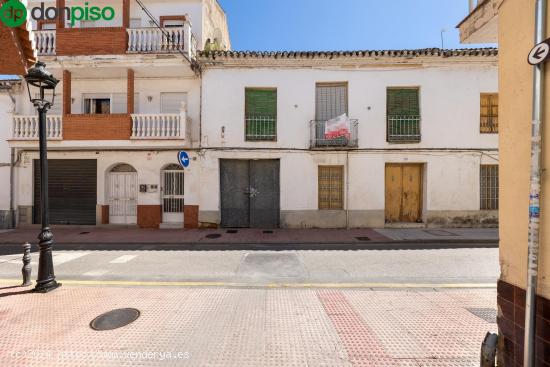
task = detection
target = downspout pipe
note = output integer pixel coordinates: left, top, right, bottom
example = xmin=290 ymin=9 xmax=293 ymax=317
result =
xmin=524 ymin=0 xmax=547 ymax=366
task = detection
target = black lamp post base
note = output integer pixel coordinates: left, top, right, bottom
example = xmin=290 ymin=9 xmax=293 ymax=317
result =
xmin=33 ymin=280 xmax=62 ymax=293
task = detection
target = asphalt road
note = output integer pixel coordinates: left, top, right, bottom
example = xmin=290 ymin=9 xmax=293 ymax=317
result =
xmin=0 ymin=245 xmax=499 ymax=286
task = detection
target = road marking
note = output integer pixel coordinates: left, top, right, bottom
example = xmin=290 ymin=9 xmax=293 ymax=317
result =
xmin=82 ymin=269 xmax=110 ymax=277
xmin=0 ymin=278 xmax=496 ymax=289
xmin=109 ymin=255 xmax=137 ymax=264
xmin=53 ymin=252 xmax=91 ymax=266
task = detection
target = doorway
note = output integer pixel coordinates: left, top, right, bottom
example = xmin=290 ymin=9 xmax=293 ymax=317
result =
xmin=385 ymin=163 xmax=423 ymax=223
xmin=162 ymin=164 xmax=184 ymax=223
xmin=108 ymin=164 xmax=138 ymax=224
xmin=220 ymin=159 xmax=280 ymax=228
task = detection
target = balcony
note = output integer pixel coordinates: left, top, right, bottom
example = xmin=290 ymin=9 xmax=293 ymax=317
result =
xmin=387 ymin=116 xmax=421 ymax=143
xmin=12 ymin=115 xmax=63 ymax=140
xmin=11 ymin=113 xmax=189 ymax=141
xmin=131 ymin=114 xmax=189 ymax=140
xmin=309 ymin=119 xmax=359 ymax=149
xmin=34 ymin=24 xmax=197 ymax=58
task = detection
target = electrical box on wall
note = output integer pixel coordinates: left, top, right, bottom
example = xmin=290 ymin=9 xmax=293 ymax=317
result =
xmin=139 ymin=184 xmax=147 ymax=193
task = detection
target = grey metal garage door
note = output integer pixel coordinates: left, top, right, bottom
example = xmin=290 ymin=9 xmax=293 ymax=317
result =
xmin=33 ymin=159 xmax=97 ymax=225
xmin=220 ymin=159 xmax=280 ymax=228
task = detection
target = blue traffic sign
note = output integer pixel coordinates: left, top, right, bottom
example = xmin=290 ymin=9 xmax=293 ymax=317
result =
xmin=178 ymin=151 xmax=190 ymax=168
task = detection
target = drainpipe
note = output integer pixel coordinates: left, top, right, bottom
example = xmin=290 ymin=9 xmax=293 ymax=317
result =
xmin=524 ymin=0 xmax=547 ymax=366
xmin=10 ymin=148 xmax=15 ymax=228
xmin=346 ymin=151 xmax=350 ymax=230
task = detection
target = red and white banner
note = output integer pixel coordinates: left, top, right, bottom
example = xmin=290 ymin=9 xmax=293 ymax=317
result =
xmin=324 ymin=114 xmax=351 ymax=139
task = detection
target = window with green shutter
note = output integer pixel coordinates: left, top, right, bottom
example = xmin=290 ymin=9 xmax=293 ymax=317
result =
xmin=245 ymin=88 xmax=277 ymax=141
xmin=386 ymin=88 xmax=421 ymax=143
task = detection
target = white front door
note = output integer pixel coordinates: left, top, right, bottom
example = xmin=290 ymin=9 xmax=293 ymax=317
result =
xmin=108 ymin=172 xmax=138 ymax=224
xmin=162 ymin=170 xmax=184 ymax=223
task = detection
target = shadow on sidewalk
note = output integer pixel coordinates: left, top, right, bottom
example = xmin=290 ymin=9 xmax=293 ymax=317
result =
xmin=0 ymin=285 xmax=33 ymax=298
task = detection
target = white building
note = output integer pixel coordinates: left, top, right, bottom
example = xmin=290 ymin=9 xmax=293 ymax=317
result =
xmin=0 ymin=0 xmax=499 ymax=229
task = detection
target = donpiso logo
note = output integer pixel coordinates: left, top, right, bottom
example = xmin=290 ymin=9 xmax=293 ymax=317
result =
xmin=0 ymin=0 xmax=27 ymax=27
xmin=0 ymin=0 xmax=115 ymax=28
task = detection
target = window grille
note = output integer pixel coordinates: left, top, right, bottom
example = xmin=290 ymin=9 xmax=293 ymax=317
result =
xmin=245 ymin=88 xmax=277 ymax=141
xmin=480 ymin=165 xmax=499 ymax=210
xmin=387 ymin=88 xmax=421 ymax=142
xmin=318 ymin=166 xmax=344 ymax=210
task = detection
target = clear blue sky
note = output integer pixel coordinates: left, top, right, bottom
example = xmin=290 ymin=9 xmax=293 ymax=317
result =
xmin=217 ymin=0 xmax=495 ymax=51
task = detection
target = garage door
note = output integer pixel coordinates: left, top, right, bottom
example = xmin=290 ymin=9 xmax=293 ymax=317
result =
xmin=33 ymin=159 xmax=97 ymax=225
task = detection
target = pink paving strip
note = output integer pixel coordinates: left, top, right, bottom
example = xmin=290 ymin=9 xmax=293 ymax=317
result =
xmin=317 ymin=290 xmax=389 ymax=367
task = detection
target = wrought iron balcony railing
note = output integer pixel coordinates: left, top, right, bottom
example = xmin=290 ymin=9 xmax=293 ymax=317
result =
xmin=387 ymin=115 xmax=421 ymax=143
xmin=245 ymin=115 xmax=277 ymax=141
xmin=310 ymin=119 xmax=359 ymax=149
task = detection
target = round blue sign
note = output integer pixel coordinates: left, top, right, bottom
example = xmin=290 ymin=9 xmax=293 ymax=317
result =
xmin=178 ymin=151 xmax=190 ymax=168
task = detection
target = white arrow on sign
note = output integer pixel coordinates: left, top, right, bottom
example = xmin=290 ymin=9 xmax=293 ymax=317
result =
xmin=528 ymin=41 xmax=550 ymax=65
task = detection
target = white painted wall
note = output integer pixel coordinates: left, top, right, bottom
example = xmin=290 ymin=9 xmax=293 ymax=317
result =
xmin=0 ymin=93 xmax=14 ymax=211
xmin=201 ymin=63 xmax=498 ymax=149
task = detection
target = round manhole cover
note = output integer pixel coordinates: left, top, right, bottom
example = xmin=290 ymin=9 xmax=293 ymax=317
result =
xmin=90 ymin=308 xmax=140 ymax=331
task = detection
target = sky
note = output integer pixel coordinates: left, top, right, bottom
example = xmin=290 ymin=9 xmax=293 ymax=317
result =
xmin=217 ymin=0 xmax=495 ymax=51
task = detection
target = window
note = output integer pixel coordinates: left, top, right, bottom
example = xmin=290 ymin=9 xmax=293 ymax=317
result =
xmin=315 ymin=82 xmax=348 ymax=121
xmin=245 ymin=88 xmax=277 ymax=141
xmin=83 ymin=97 xmax=110 ymax=114
xmin=480 ymin=165 xmax=499 ymax=210
xmin=160 ymin=16 xmax=186 ymax=27
xmin=387 ymin=88 xmax=421 ymax=142
xmin=318 ymin=166 xmax=344 ymax=210
xmin=480 ymin=93 xmax=498 ymax=133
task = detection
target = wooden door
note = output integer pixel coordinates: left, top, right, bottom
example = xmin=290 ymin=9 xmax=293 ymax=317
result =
xmin=385 ymin=164 xmax=422 ymax=223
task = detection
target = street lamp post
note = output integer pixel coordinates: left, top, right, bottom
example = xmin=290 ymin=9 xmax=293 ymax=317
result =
xmin=24 ymin=61 xmax=61 ymax=293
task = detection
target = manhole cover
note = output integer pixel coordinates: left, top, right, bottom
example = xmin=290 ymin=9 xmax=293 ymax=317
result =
xmin=205 ymin=233 xmax=222 ymax=239
xmin=90 ymin=308 xmax=140 ymax=331
xmin=79 ymin=231 xmax=90 ymax=235
xmin=355 ymin=236 xmax=370 ymax=241
xmin=263 ymin=230 xmax=273 ymax=234
xmin=226 ymin=230 xmax=238 ymax=234
xmin=466 ymin=308 xmax=497 ymax=323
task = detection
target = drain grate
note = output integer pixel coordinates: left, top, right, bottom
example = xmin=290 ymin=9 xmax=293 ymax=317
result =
xmin=226 ymin=230 xmax=238 ymax=234
xmin=205 ymin=233 xmax=222 ymax=239
xmin=79 ymin=231 xmax=90 ymax=235
xmin=466 ymin=308 xmax=497 ymax=323
xmin=263 ymin=230 xmax=274 ymax=234
xmin=355 ymin=237 xmax=370 ymax=242
xmin=90 ymin=308 xmax=140 ymax=331
xmin=423 ymin=230 xmax=457 ymax=236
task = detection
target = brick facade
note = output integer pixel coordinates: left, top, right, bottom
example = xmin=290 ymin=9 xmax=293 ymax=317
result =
xmin=497 ymin=280 xmax=550 ymax=366
xmin=62 ymin=70 xmax=71 ymax=115
xmin=101 ymin=205 xmax=109 ymax=224
xmin=184 ymin=205 xmax=199 ymax=229
xmin=137 ymin=205 xmax=161 ymax=228
xmin=56 ymin=28 xmax=127 ymax=56
xmin=127 ymin=69 xmax=134 ymax=114
xmin=63 ymin=114 xmax=131 ymax=140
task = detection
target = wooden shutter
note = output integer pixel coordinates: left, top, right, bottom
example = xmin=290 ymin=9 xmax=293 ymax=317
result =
xmin=161 ymin=92 xmax=188 ymax=113
xmin=245 ymin=89 xmax=277 ymax=117
xmin=387 ymin=88 xmax=420 ymax=116
xmin=318 ymin=166 xmax=344 ymax=210
xmin=316 ymin=83 xmax=348 ymax=121
xmin=111 ymin=93 xmax=127 ymax=113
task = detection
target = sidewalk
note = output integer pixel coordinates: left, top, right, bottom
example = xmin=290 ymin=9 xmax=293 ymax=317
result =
xmin=0 ymin=227 xmax=498 ymax=247
xmin=0 ymin=283 xmax=497 ymax=367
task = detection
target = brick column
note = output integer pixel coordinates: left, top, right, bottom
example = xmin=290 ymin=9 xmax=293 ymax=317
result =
xmin=122 ymin=0 xmax=130 ymax=28
xmin=56 ymin=0 xmax=65 ymax=29
xmin=62 ymin=70 xmax=71 ymax=115
xmin=127 ymin=69 xmax=134 ymax=114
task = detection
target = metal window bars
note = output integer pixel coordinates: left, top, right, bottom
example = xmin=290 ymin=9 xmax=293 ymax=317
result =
xmin=387 ymin=115 xmax=421 ymax=142
xmin=480 ymin=165 xmax=499 ymax=210
xmin=245 ymin=115 xmax=277 ymax=141
xmin=310 ymin=119 xmax=359 ymax=148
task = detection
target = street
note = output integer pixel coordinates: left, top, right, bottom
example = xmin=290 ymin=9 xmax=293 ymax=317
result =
xmin=0 ymin=246 xmax=498 ymax=285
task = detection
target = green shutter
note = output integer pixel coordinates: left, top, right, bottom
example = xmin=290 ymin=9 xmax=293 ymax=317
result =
xmin=245 ymin=89 xmax=277 ymax=117
xmin=387 ymin=89 xmax=420 ymax=116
